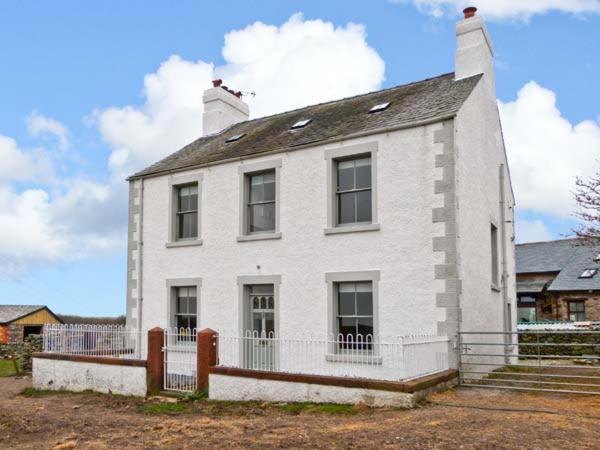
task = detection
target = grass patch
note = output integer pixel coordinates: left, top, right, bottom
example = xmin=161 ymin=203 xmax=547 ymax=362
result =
xmin=278 ymin=402 xmax=358 ymax=415
xmin=140 ymin=402 xmax=192 ymax=415
xmin=0 ymin=359 xmax=20 ymax=377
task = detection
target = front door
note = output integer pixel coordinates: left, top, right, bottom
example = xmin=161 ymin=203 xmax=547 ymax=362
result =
xmin=246 ymin=285 xmax=275 ymax=370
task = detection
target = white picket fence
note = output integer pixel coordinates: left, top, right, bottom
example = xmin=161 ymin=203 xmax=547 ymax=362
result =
xmin=42 ymin=324 xmax=146 ymax=359
xmin=216 ymin=332 xmax=449 ymax=382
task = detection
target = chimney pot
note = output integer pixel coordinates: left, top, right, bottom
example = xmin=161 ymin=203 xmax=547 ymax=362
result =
xmin=212 ymin=79 xmax=223 ymax=88
xmin=463 ymin=6 xmax=477 ymax=19
xmin=235 ymin=91 xmax=242 ymax=98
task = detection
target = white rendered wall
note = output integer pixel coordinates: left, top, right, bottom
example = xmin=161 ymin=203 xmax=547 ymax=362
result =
xmin=209 ymin=373 xmax=416 ymax=407
xmin=454 ymin=77 xmax=517 ymax=370
xmin=32 ymin=358 xmax=147 ymax=397
xmin=138 ymin=127 xmax=446 ymax=340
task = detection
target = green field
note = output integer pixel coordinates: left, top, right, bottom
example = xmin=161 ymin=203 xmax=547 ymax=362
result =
xmin=0 ymin=359 xmax=19 ymax=377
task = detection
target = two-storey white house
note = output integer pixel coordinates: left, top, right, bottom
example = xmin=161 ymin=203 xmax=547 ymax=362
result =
xmin=125 ymin=9 xmax=516 ymax=374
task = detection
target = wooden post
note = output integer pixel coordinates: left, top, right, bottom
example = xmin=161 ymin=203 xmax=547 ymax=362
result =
xmin=197 ymin=328 xmax=218 ymax=393
xmin=146 ymin=327 xmax=165 ymax=395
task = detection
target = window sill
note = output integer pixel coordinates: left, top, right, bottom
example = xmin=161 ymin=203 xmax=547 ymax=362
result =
xmin=324 ymin=223 xmax=380 ymax=235
xmin=165 ymin=239 xmax=203 ymax=249
xmin=491 ymin=284 xmax=501 ymax=292
xmin=325 ymin=353 xmax=382 ymax=365
xmin=237 ymin=232 xmax=282 ymax=243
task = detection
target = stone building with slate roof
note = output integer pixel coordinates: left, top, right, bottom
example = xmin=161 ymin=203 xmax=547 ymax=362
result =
xmin=125 ymin=10 xmax=516 ymax=370
xmin=0 ymin=305 xmax=62 ymax=344
xmin=516 ymin=239 xmax=600 ymax=323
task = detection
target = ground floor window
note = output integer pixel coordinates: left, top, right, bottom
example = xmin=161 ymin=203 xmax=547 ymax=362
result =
xmin=336 ymin=281 xmax=373 ymax=350
xmin=175 ymin=286 xmax=197 ymax=333
xmin=568 ymin=300 xmax=585 ymax=322
xmin=517 ymin=295 xmax=537 ymax=323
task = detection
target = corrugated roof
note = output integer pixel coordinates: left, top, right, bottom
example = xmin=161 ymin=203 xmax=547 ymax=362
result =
xmin=516 ymin=239 xmax=600 ymax=292
xmin=130 ymin=72 xmax=482 ymax=179
xmin=0 ymin=305 xmax=46 ymax=324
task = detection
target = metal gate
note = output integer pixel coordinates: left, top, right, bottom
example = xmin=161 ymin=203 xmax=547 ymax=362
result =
xmin=458 ymin=330 xmax=600 ymax=395
xmin=163 ymin=328 xmax=197 ymax=392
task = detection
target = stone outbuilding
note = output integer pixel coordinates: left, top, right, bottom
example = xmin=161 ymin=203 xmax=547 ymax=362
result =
xmin=0 ymin=305 xmax=62 ymax=344
xmin=516 ymin=239 xmax=600 ymax=323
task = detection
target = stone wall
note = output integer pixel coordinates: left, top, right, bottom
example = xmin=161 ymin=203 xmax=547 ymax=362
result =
xmin=7 ymin=324 xmax=23 ymax=344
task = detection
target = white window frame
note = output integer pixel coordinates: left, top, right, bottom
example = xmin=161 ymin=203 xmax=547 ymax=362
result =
xmin=237 ymin=158 xmax=282 ymax=242
xmin=324 ymin=142 xmax=380 ymax=235
xmin=166 ymin=173 xmax=203 ymax=248
xmin=325 ymin=270 xmax=381 ymax=364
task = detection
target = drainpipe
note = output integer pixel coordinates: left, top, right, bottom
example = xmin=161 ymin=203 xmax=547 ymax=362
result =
xmin=499 ymin=164 xmax=510 ymax=360
xmin=137 ymin=178 xmax=145 ymax=357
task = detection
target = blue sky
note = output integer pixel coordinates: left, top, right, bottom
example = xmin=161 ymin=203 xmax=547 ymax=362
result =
xmin=1 ymin=1 xmax=599 ymax=316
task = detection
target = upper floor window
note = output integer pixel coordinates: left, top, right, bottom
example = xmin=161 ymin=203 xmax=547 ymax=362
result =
xmin=177 ymin=185 xmax=198 ymax=240
xmin=237 ymin=158 xmax=282 ymax=242
xmin=490 ymin=223 xmax=499 ymax=287
xmin=167 ymin=173 xmax=203 ymax=247
xmin=248 ymin=171 xmax=276 ymax=233
xmin=336 ymin=156 xmax=372 ymax=225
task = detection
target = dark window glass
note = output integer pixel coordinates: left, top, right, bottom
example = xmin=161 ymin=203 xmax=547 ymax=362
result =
xmin=336 ymin=156 xmax=372 ymax=225
xmin=177 ymin=185 xmax=198 ymax=240
xmin=491 ymin=224 xmax=499 ymax=285
xmin=336 ymin=282 xmax=373 ymax=351
xmin=248 ymin=171 xmax=276 ymax=233
xmin=568 ymin=301 xmax=585 ymax=321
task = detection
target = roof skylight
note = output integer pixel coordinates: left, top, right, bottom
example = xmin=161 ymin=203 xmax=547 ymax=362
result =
xmin=291 ymin=119 xmax=312 ymax=129
xmin=369 ymin=102 xmax=391 ymax=113
xmin=579 ymin=268 xmax=598 ymax=279
xmin=225 ymin=133 xmax=246 ymax=143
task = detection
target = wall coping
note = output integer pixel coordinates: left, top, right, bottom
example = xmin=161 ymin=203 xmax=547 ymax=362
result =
xmin=210 ymin=367 xmax=457 ymax=393
xmin=33 ymin=352 xmax=147 ymax=368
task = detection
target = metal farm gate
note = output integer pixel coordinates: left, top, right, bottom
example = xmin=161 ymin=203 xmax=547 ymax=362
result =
xmin=458 ymin=330 xmax=600 ymax=395
xmin=163 ymin=328 xmax=197 ymax=392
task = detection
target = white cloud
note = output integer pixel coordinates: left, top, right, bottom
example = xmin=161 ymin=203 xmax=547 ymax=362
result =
xmin=0 ymin=131 xmax=123 ymax=278
xmin=95 ymin=13 xmax=385 ymax=179
xmin=0 ymin=179 xmax=124 ymax=279
xmin=27 ymin=112 xmax=70 ymax=151
xmin=515 ymin=219 xmax=553 ymax=243
xmin=0 ymin=14 xmax=385 ymax=277
xmin=398 ymin=0 xmax=600 ymax=20
xmin=499 ymin=81 xmax=600 ymax=217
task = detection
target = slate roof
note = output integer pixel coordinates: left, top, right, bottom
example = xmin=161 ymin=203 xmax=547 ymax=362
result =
xmin=131 ymin=72 xmax=482 ymax=179
xmin=516 ymin=280 xmax=548 ymax=294
xmin=516 ymin=239 xmax=600 ymax=292
xmin=0 ymin=305 xmax=47 ymax=324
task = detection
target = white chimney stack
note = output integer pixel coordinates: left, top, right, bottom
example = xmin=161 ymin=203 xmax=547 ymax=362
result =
xmin=455 ymin=7 xmax=495 ymax=94
xmin=202 ymin=79 xmax=249 ymax=136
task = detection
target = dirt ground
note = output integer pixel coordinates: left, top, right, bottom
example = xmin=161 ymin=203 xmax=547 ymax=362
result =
xmin=2 ymin=377 xmax=600 ymax=449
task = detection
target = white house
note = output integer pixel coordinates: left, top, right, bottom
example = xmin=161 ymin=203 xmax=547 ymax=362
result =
xmin=125 ymin=8 xmax=516 ymax=376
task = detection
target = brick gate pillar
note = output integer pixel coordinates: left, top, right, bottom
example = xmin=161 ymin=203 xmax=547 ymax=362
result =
xmin=146 ymin=327 xmax=165 ymax=394
xmin=197 ymin=328 xmax=218 ymax=392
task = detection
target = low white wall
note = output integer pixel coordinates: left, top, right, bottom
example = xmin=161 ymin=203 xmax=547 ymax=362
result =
xmin=33 ymin=357 xmax=147 ymax=397
xmin=209 ymin=373 xmax=415 ymax=407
